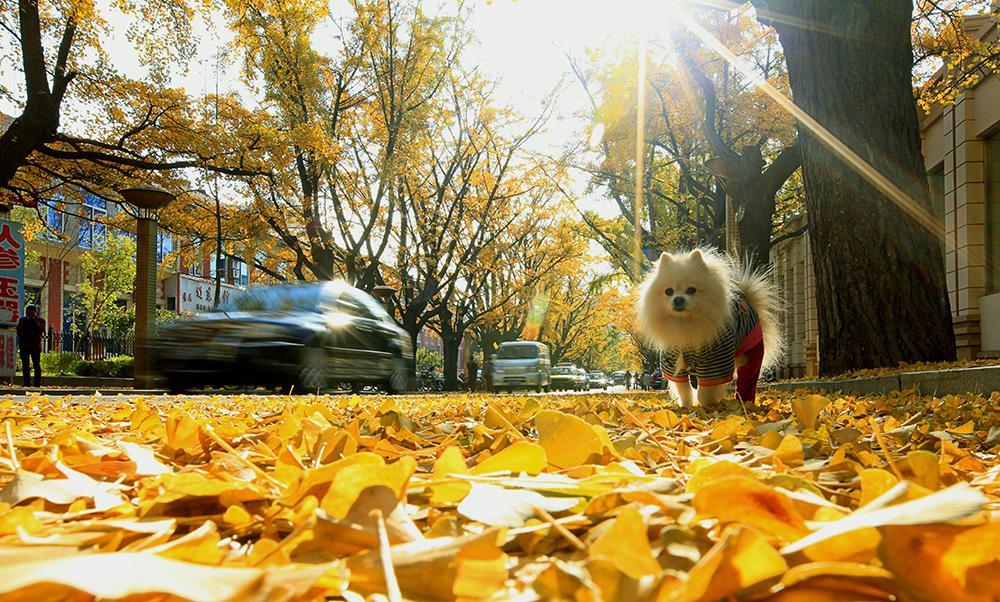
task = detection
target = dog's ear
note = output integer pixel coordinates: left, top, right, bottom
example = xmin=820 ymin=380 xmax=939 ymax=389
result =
xmin=690 ymin=249 xmax=705 ymax=265
xmin=657 ymin=252 xmax=673 ymax=270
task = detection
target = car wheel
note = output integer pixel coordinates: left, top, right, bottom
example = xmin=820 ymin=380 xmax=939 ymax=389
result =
xmin=387 ymin=355 xmax=409 ymax=395
xmin=165 ymin=375 xmax=189 ymax=395
xmin=297 ymin=345 xmax=329 ymax=393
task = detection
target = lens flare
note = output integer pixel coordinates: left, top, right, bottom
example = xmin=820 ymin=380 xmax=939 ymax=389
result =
xmin=673 ymin=10 xmax=944 ymax=241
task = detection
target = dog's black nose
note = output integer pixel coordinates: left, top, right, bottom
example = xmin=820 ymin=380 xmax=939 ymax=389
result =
xmin=673 ymin=296 xmax=686 ymax=310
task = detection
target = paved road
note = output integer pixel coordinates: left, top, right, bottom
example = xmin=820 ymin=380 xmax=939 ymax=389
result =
xmin=0 ymin=384 xmax=655 ymax=404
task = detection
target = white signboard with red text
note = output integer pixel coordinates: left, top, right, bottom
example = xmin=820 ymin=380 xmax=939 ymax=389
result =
xmin=175 ymin=274 xmax=243 ymax=314
xmin=0 ymin=219 xmax=24 ymax=377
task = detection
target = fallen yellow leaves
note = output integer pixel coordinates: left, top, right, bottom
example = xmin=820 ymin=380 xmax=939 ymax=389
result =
xmin=1 ymin=389 xmax=1000 ymax=600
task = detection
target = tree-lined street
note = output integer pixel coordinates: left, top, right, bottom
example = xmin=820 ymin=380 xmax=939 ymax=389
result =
xmin=4 ymin=0 xmax=1000 ymax=599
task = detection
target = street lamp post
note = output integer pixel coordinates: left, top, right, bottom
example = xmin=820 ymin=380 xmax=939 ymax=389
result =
xmin=119 ymin=187 xmax=175 ymax=389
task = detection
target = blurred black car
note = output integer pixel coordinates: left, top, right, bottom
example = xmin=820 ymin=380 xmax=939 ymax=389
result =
xmin=156 ymin=281 xmax=414 ymax=393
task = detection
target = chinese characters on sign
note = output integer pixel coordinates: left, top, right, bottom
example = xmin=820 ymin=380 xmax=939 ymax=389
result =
xmin=0 ymin=220 xmax=24 ymax=326
xmin=0 ymin=219 xmax=24 ymax=378
xmin=177 ymin=274 xmax=240 ymax=314
xmin=0 ymin=331 xmax=14 ymax=378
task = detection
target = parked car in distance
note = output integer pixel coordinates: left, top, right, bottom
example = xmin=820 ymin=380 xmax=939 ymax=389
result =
xmin=157 ymin=281 xmax=413 ymax=393
xmin=588 ymin=371 xmax=608 ymax=390
xmin=550 ymin=363 xmax=580 ymax=391
xmin=577 ymin=368 xmax=590 ymax=391
xmin=651 ymin=369 xmax=663 ymax=390
xmin=610 ymin=371 xmax=626 ymax=386
xmin=491 ymin=341 xmax=551 ymax=393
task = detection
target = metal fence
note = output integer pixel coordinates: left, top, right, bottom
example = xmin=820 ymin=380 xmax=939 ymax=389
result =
xmin=41 ymin=330 xmax=134 ymax=360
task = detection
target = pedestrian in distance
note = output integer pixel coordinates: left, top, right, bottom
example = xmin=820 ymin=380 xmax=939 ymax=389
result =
xmin=625 ymin=371 xmax=632 ymax=390
xmin=16 ymin=304 xmax=44 ymax=387
xmin=467 ymin=356 xmax=479 ymax=392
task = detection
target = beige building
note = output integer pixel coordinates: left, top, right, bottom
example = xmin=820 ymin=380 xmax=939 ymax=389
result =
xmin=771 ymin=11 xmax=1000 ymax=376
xmin=920 ymin=13 xmax=1000 ymax=360
xmin=770 ymin=214 xmax=818 ymax=378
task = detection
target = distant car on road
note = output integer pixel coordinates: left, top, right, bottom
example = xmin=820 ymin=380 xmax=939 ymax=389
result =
xmin=551 ymin=363 xmax=581 ymax=391
xmin=577 ymin=368 xmax=590 ymax=391
xmin=610 ymin=371 xmax=626 ymax=386
xmin=157 ymin=281 xmax=413 ymax=393
xmin=588 ymin=371 xmax=608 ymax=390
xmin=651 ymin=369 xmax=664 ymax=390
xmin=491 ymin=341 xmax=551 ymax=393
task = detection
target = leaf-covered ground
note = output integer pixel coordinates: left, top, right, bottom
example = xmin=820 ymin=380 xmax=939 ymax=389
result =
xmin=2 ymin=389 xmax=1000 ymax=601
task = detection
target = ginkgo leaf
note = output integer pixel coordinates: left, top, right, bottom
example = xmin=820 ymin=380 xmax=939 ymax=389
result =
xmin=790 ymin=394 xmax=831 ymax=430
xmin=457 ymin=483 xmax=578 ymax=527
xmin=694 ymin=476 xmax=810 ymax=542
xmin=118 ymin=441 xmax=171 ymax=476
xmin=430 ymin=446 xmax=472 ymax=505
xmin=906 ymin=450 xmax=941 ymax=490
xmin=346 ymin=529 xmax=508 ymax=600
xmin=0 ymin=552 xmax=337 ymax=601
xmin=680 ymin=526 xmax=788 ymax=601
xmin=535 ymin=410 xmax=606 ymax=468
xmin=685 ymin=460 xmax=755 ymax=493
xmin=783 ymin=483 xmax=986 ymax=554
xmin=860 ymin=469 xmax=899 ymax=506
xmin=471 ymin=442 xmax=547 ymax=475
xmin=321 ymin=456 xmax=416 ymax=519
xmin=590 ymin=506 xmax=661 ymax=579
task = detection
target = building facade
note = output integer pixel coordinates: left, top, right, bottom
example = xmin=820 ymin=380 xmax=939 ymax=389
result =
xmin=770 ymin=214 xmax=818 ymax=378
xmin=22 ymin=195 xmax=249 ymax=336
xmin=920 ymin=13 xmax=1000 ymax=359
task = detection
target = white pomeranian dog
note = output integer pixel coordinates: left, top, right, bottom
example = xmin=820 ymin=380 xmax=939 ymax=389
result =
xmin=636 ymin=248 xmax=783 ymax=408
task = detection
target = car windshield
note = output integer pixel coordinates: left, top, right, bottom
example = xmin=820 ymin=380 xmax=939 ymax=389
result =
xmin=223 ymin=285 xmax=325 ymax=313
xmin=552 ymin=367 xmax=573 ymax=375
xmin=589 ymin=372 xmax=602 ymax=378
xmin=497 ymin=345 xmax=538 ymax=359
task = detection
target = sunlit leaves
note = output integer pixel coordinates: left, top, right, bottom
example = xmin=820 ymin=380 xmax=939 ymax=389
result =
xmin=0 ymin=388 xmax=999 ymax=600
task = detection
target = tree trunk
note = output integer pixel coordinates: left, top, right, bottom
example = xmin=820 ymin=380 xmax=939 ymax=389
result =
xmin=753 ymin=0 xmax=955 ymax=374
xmin=733 ymin=183 xmax=774 ymax=270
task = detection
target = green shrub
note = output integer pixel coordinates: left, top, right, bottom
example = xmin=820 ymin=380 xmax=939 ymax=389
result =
xmin=416 ymin=347 xmax=443 ymax=371
xmin=41 ymin=352 xmax=82 ymax=375
xmin=72 ymin=356 xmax=134 ymax=378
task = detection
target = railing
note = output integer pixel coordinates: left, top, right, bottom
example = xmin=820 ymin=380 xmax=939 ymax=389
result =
xmin=41 ymin=330 xmax=134 ymax=360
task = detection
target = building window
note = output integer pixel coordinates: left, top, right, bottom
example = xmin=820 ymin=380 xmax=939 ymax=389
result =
xmin=157 ymin=232 xmax=174 ymax=263
xmin=78 ymin=195 xmax=108 ymax=249
xmin=42 ymin=204 xmax=65 ymax=241
xmin=988 ymin=138 xmax=1000 ymax=293
xmin=928 ymin=164 xmax=946 ymax=263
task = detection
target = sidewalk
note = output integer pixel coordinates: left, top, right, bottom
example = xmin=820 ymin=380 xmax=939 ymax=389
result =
xmin=766 ymin=364 xmax=1000 ymax=397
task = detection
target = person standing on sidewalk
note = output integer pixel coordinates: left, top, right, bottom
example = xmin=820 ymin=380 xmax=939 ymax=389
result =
xmin=16 ymin=304 xmax=44 ymax=387
xmin=466 ymin=356 xmax=479 ymax=392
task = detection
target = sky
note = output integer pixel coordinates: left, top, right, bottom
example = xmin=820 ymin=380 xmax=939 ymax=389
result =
xmin=0 ymin=0 xmax=694 ymax=222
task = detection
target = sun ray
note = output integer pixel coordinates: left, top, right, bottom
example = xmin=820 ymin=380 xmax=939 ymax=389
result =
xmin=673 ymin=8 xmax=945 ymax=242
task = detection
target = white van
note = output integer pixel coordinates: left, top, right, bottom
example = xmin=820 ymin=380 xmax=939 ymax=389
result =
xmin=491 ymin=341 xmax=551 ymax=393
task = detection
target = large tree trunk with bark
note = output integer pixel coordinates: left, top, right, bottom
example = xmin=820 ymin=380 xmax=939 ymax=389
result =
xmin=734 ymin=184 xmax=774 ymax=269
xmin=752 ymin=0 xmax=955 ymax=375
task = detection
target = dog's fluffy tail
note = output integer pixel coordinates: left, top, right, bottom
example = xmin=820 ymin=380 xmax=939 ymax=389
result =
xmin=732 ymin=264 xmax=785 ymax=372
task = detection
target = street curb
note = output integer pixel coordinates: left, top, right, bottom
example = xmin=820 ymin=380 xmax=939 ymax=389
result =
xmin=765 ymin=365 xmax=1000 ymax=397
xmin=0 ymin=388 xmax=166 ymax=396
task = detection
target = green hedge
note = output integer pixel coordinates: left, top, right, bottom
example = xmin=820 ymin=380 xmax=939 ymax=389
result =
xmin=40 ymin=352 xmax=81 ymax=375
xmin=34 ymin=352 xmax=134 ymax=378
xmin=73 ymin=356 xmax=134 ymax=378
